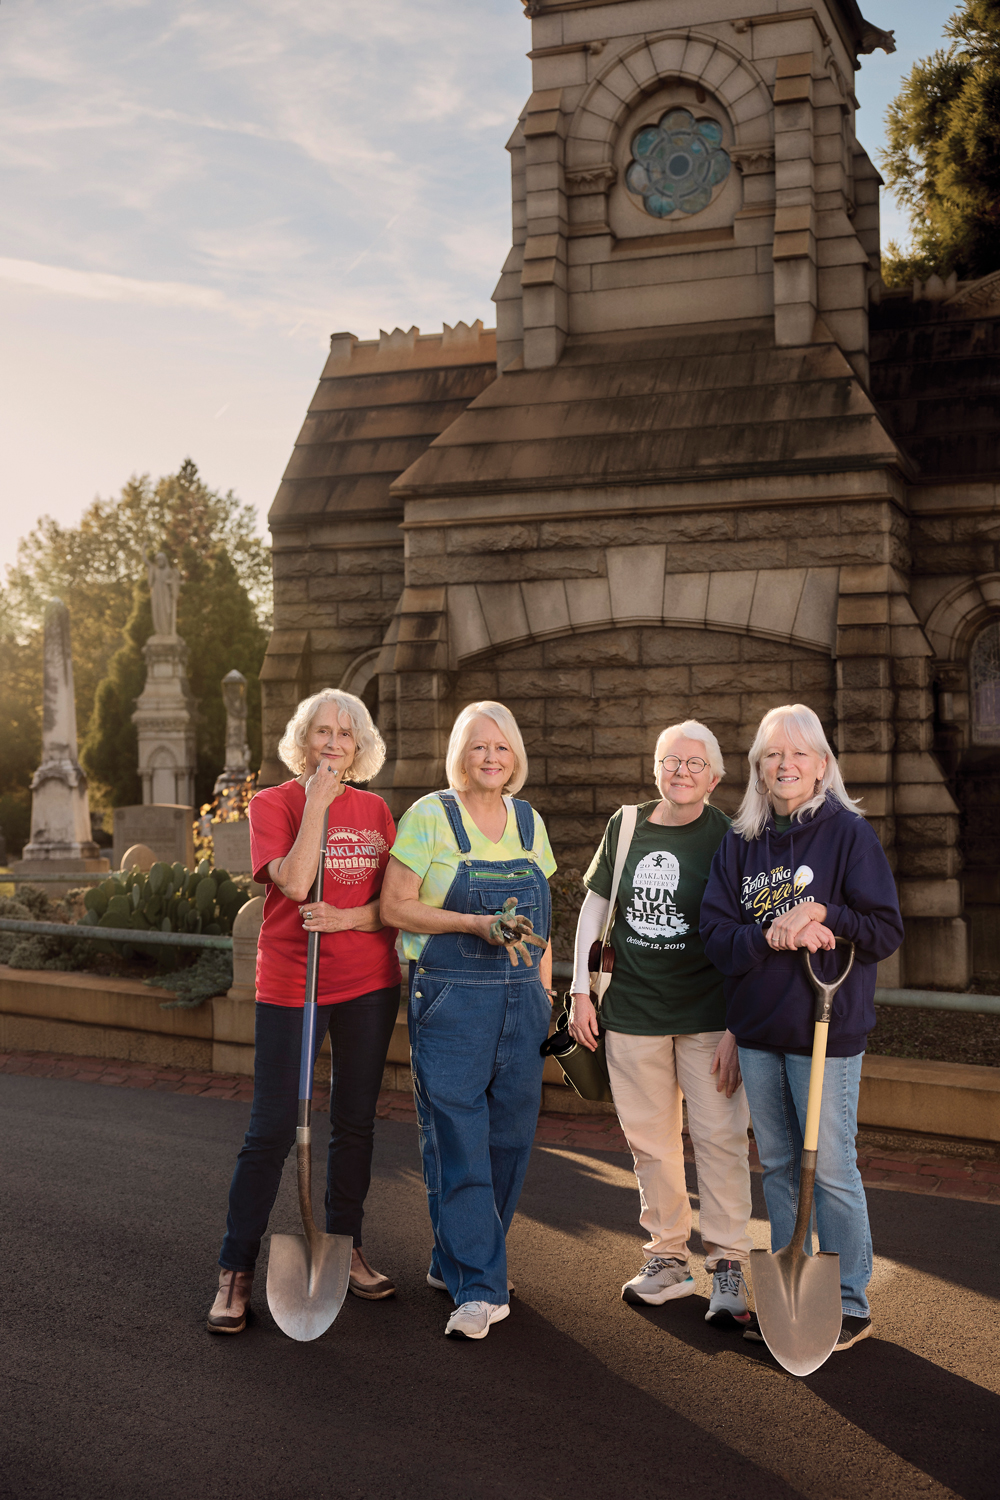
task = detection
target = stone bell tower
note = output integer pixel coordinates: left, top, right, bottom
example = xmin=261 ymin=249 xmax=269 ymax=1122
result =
xmin=496 ymin=0 xmax=894 ymax=377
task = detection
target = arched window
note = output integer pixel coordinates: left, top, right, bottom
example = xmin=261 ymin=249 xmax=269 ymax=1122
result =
xmin=971 ymin=620 xmax=1000 ymax=745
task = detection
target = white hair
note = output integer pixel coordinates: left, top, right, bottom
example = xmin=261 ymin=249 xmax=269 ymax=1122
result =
xmin=277 ymin=689 xmax=386 ymax=782
xmin=445 ymin=701 xmax=528 ymax=795
xmin=733 ymin=702 xmax=863 ymax=840
xmin=653 ymin=719 xmax=725 ymax=789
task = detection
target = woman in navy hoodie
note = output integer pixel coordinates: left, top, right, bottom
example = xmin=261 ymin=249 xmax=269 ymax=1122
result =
xmin=700 ymin=703 xmax=902 ymax=1352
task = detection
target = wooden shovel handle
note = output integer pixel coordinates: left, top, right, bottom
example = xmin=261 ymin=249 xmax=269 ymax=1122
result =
xmin=800 ymin=940 xmax=855 ymax=1155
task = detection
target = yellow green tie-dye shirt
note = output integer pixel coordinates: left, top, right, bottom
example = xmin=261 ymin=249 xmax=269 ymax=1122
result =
xmin=389 ymin=792 xmax=557 ymax=962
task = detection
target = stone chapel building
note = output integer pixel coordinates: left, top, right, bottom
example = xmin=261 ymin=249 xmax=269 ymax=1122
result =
xmin=260 ymin=0 xmax=1000 ymax=992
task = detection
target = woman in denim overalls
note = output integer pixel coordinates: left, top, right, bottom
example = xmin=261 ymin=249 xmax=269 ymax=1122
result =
xmin=381 ymin=702 xmax=556 ymax=1340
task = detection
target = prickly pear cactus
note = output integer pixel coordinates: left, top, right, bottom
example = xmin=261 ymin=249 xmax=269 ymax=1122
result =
xmin=77 ymin=860 xmax=253 ymax=957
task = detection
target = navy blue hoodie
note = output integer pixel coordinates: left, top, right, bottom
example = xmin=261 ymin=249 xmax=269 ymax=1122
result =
xmin=700 ymin=796 xmax=903 ymax=1056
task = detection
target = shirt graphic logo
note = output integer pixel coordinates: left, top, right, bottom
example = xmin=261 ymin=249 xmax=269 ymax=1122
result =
xmin=325 ymin=827 xmax=388 ymax=885
xmin=793 ymin=864 xmax=814 ymax=896
xmin=626 ymin=851 xmax=690 ymax=941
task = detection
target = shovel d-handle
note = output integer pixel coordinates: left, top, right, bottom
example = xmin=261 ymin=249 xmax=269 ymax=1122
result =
xmin=798 ymin=937 xmax=856 ymax=1162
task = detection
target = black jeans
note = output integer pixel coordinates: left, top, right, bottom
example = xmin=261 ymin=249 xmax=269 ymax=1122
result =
xmin=218 ymin=985 xmax=400 ymax=1271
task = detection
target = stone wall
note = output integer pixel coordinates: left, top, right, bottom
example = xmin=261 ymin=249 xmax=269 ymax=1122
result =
xmin=447 ymin=624 xmax=835 ymax=874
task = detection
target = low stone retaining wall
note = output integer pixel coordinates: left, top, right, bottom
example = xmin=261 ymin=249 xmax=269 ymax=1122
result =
xmin=2 ymin=966 xmax=998 ymax=1142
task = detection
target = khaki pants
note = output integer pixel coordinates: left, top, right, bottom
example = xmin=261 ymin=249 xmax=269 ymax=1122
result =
xmin=605 ymin=1029 xmax=752 ymax=1269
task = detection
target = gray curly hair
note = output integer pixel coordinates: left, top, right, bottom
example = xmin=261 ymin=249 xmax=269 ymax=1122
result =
xmin=277 ymin=690 xmax=385 ymax=783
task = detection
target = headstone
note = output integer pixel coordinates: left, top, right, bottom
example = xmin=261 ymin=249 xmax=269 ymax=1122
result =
xmin=211 ymin=819 xmax=253 ymax=874
xmin=13 ymin=599 xmax=109 ymax=883
xmin=120 ymin=843 xmax=156 ymax=873
xmin=113 ymin=805 xmax=194 ymax=870
xmin=132 ymin=555 xmax=196 ymax=807
xmin=227 ymin=895 xmax=264 ymax=1002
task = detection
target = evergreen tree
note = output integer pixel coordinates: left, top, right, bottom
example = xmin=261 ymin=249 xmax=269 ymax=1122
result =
xmin=881 ymin=1 xmax=1000 ymax=286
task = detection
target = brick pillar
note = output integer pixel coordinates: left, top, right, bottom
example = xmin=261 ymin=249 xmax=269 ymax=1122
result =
xmin=520 ymin=88 xmax=568 ymax=370
xmin=836 ymin=565 xmax=967 ymax=989
xmin=381 ymin=587 xmax=452 ymax=818
xmin=772 ymin=53 xmax=817 ymax=348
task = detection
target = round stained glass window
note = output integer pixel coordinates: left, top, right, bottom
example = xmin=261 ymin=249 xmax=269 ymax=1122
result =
xmin=625 ymin=108 xmax=731 ymax=218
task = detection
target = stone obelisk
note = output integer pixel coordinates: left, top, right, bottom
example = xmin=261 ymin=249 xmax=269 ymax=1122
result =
xmin=131 ymin=552 xmax=197 ymax=806
xmin=13 ymin=598 xmax=108 ymax=878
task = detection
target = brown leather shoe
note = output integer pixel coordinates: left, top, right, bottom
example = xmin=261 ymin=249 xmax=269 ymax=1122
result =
xmin=207 ymin=1269 xmax=254 ymax=1333
xmin=348 ymin=1248 xmax=396 ymax=1300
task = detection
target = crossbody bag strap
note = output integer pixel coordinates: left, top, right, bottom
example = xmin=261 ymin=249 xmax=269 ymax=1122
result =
xmin=593 ymin=804 xmax=638 ymax=1005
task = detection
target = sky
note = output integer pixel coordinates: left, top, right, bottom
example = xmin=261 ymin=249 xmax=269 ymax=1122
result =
xmin=0 ymin=1 xmax=956 ymax=581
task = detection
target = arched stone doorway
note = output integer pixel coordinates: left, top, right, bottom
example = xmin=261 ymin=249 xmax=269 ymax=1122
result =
xmin=446 ymin=623 xmax=836 ymax=872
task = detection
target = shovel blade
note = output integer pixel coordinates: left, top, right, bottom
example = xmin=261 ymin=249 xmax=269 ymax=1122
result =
xmin=751 ymin=1245 xmax=842 ymax=1377
xmin=265 ymin=1230 xmax=353 ymax=1342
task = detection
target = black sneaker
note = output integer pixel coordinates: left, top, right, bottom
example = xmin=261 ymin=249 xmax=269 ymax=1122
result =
xmin=742 ymin=1311 xmax=765 ymax=1343
xmin=833 ymin=1314 xmax=872 ymax=1350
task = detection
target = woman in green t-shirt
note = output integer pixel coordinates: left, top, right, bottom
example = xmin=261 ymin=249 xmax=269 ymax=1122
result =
xmin=568 ymin=719 xmax=752 ymax=1326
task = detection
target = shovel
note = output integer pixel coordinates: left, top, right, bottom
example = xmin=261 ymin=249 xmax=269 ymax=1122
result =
xmin=266 ymin=810 xmax=353 ymax=1341
xmin=750 ymin=937 xmax=855 ymax=1377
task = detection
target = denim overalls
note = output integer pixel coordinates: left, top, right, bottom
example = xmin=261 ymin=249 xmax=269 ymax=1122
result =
xmin=408 ymin=792 xmax=553 ymax=1307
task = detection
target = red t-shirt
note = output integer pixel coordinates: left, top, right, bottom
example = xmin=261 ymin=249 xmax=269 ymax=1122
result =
xmin=249 ymin=780 xmax=401 ymax=1006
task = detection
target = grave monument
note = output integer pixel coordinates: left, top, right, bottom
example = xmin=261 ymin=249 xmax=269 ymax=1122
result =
xmin=13 ymin=598 xmax=108 ymax=881
xmin=211 ymin=668 xmax=254 ymax=873
xmin=132 ymin=551 xmax=196 ymax=807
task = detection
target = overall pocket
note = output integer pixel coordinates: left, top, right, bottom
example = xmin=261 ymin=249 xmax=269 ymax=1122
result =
xmin=410 ymin=976 xmax=454 ymax=1028
xmin=457 ymin=869 xmax=540 ymax=961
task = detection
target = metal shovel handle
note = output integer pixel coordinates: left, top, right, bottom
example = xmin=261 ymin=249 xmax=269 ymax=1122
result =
xmin=801 ymin=936 xmax=855 ymax=1025
xmin=295 ymin=810 xmax=330 ymax=1243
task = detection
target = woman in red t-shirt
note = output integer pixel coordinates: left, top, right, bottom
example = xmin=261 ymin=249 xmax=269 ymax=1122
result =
xmin=207 ymin=689 xmax=402 ymax=1334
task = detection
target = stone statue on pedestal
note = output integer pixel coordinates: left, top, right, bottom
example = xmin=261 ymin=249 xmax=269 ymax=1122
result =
xmin=145 ymin=551 xmax=181 ymax=637
xmin=13 ymin=599 xmax=108 ymax=878
xmin=132 ymin=555 xmax=197 ymax=807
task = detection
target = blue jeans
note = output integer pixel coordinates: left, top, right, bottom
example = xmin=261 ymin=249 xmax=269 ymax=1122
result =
xmin=219 ymin=986 xmax=400 ymax=1271
xmin=410 ymin=969 xmax=551 ymax=1307
xmin=738 ymin=1047 xmax=872 ymax=1317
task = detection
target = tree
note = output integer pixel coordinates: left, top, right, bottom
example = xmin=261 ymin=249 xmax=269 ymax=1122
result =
xmin=0 ymin=460 xmax=272 ymax=845
xmin=0 ymin=596 xmax=42 ymax=857
xmin=880 ymin=1 xmax=1000 ymax=286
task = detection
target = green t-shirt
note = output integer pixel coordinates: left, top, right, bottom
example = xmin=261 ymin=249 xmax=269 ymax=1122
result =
xmin=583 ymin=800 xmax=731 ymax=1036
xmin=774 ymin=813 xmax=793 ymax=832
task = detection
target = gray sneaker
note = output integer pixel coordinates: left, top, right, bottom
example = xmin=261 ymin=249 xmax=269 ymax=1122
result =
xmin=622 ymin=1256 xmax=695 ymax=1306
xmin=704 ymin=1260 xmax=750 ymax=1327
xmin=445 ymin=1301 xmax=510 ymax=1340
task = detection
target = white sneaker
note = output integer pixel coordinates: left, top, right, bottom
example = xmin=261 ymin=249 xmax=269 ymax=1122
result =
xmin=621 ymin=1256 xmax=695 ymax=1306
xmin=705 ymin=1260 xmax=750 ymax=1328
xmin=445 ymin=1301 xmax=510 ymax=1340
xmin=428 ymin=1270 xmax=514 ymax=1294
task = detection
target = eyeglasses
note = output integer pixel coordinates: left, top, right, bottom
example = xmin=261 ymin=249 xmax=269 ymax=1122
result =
xmin=658 ymin=755 xmax=708 ymax=775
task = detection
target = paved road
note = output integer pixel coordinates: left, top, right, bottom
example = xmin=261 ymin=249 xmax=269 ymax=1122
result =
xmin=2 ymin=1074 xmax=998 ymax=1500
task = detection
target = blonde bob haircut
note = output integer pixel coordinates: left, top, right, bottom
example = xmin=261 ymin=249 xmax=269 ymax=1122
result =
xmin=733 ymin=702 xmax=862 ymax=841
xmin=653 ymin=719 xmax=725 ymax=792
xmin=445 ymin=701 xmax=528 ymax=796
xmin=277 ymin=689 xmax=386 ymax=783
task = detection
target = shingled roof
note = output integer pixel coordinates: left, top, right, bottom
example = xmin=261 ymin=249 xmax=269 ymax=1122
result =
xmin=390 ymin=320 xmax=903 ymax=501
xmin=268 ymin=323 xmax=497 ymax=529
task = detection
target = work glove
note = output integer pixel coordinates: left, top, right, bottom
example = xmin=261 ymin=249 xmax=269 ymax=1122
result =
xmin=488 ymin=896 xmax=547 ymax=967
